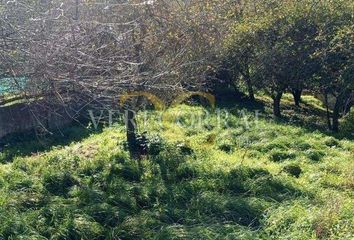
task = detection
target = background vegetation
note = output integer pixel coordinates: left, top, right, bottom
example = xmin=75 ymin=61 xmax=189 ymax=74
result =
xmin=0 ymin=96 xmax=353 ymax=239
xmin=1 ymin=0 xmax=352 ymax=132
xmin=0 ymin=0 xmax=353 ymax=239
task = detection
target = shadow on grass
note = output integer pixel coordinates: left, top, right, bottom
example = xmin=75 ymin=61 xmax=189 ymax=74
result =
xmin=0 ymin=123 xmax=102 ymax=163
xmin=217 ymin=90 xmax=266 ymax=113
xmin=0 ymin=135 xmax=309 ymax=239
xmin=218 ymin=92 xmax=353 ymax=141
xmin=279 ymin=101 xmax=354 ymax=141
xmin=106 ymin=142 xmax=306 ymax=230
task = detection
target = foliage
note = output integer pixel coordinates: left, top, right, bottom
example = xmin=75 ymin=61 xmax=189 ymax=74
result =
xmin=224 ymin=0 xmax=353 ymax=125
xmin=341 ymin=110 xmax=354 ymax=135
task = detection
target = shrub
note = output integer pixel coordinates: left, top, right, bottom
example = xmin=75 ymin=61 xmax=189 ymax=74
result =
xmin=296 ymin=142 xmax=312 ymax=151
xmin=270 ymin=150 xmax=297 ymax=162
xmin=217 ymin=140 xmax=234 ymax=153
xmin=340 ymin=111 xmax=354 ymax=135
xmin=283 ymin=164 xmax=302 ymax=178
xmin=305 ymin=149 xmax=326 ymax=161
xmin=324 ymin=137 xmax=341 ymax=148
xmin=219 ymin=143 xmax=233 ymax=153
xmin=176 ymin=142 xmax=194 ymax=155
xmin=147 ymin=135 xmax=166 ymax=156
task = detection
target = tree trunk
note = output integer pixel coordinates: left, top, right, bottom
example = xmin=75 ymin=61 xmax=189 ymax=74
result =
xmin=332 ymin=98 xmax=341 ymax=133
xmin=324 ymin=93 xmax=332 ymax=131
xmin=342 ymin=93 xmax=353 ymax=116
xmin=125 ymin=109 xmax=139 ymax=159
xmin=246 ymin=77 xmax=255 ymax=101
xmin=292 ymin=89 xmax=302 ymax=107
xmin=273 ymin=91 xmax=283 ymax=118
xmin=243 ymin=68 xmax=255 ymax=101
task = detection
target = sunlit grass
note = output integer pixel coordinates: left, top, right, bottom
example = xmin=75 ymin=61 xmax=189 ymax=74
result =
xmin=0 ymin=96 xmax=353 ymax=239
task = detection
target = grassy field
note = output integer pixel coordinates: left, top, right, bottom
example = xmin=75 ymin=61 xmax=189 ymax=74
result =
xmin=0 ymin=96 xmax=353 ymax=239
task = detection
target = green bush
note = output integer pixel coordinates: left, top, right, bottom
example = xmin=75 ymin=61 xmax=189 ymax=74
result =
xmin=341 ymin=111 xmax=354 ymax=135
xmin=270 ymin=150 xmax=297 ymax=162
xmin=147 ymin=135 xmax=166 ymax=156
xmin=176 ymin=142 xmax=194 ymax=155
xmin=296 ymin=142 xmax=312 ymax=151
xmin=324 ymin=137 xmax=341 ymax=148
xmin=305 ymin=149 xmax=326 ymax=161
xmin=283 ymin=164 xmax=302 ymax=178
xmin=217 ymin=140 xmax=234 ymax=153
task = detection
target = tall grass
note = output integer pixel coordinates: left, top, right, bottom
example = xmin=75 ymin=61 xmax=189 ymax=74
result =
xmin=0 ymin=96 xmax=353 ymax=239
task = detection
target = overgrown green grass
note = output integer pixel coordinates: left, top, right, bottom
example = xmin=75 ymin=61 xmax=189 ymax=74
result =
xmin=0 ymin=97 xmax=353 ymax=239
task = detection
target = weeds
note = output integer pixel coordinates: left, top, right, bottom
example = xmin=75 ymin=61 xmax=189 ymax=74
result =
xmin=0 ymin=97 xmax=353 ymax=239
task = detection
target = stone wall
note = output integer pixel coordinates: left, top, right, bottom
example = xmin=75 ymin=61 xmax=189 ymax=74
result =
xmin=0 ymin=102 xmax=74 ymax=139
